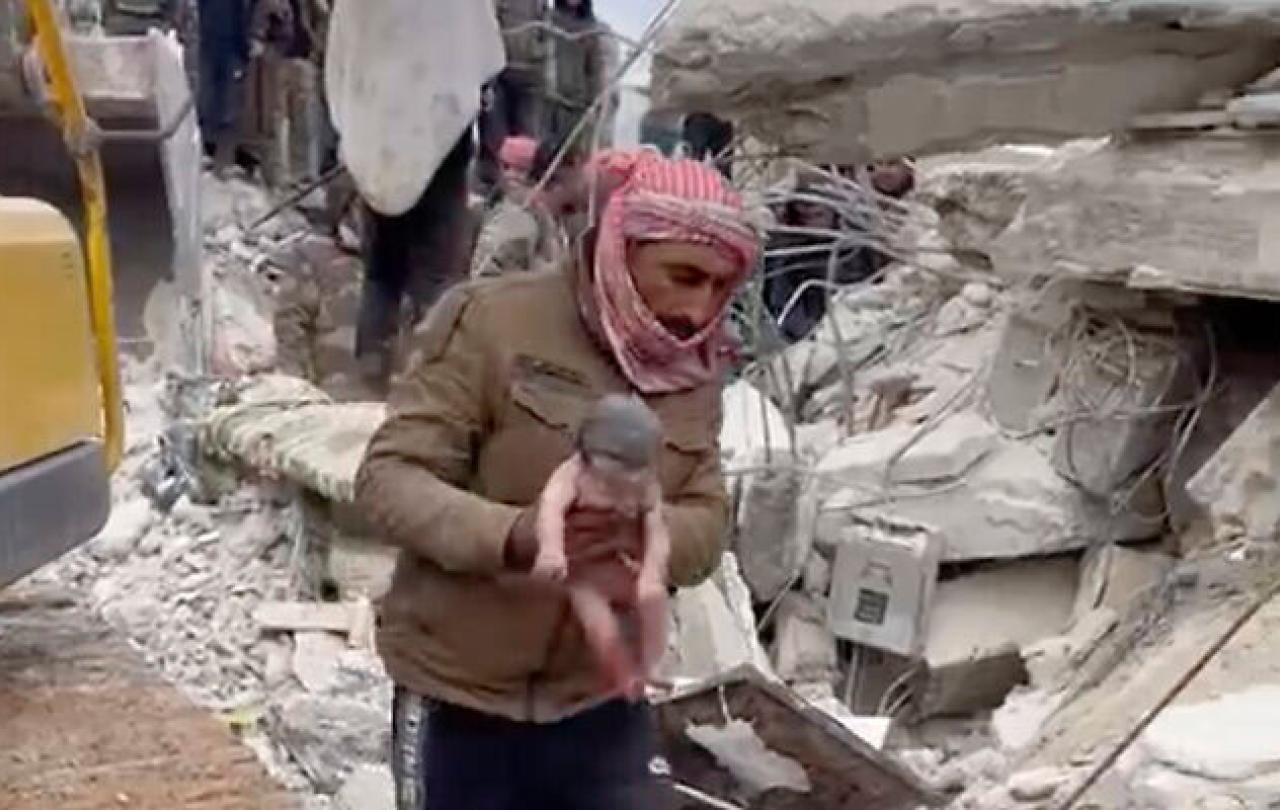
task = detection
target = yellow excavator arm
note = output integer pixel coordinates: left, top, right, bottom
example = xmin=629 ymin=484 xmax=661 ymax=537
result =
xmin=21 ymin=0 xmax=123 ymax=471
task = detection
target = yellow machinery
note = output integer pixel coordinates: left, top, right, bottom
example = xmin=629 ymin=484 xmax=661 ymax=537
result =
xmin=1 ymin=0 xmax=199 ymax=587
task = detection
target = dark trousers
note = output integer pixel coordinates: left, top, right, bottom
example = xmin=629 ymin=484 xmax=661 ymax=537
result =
xmin=197 ymin=41 xmax=244 ymax=156
xmin=355 ymin=131 xmax=475 ymax=375
xmin=390 ymin=687 xmax=670 ymax=810
xmin=478 ymin=69 xmax=543 ymax=193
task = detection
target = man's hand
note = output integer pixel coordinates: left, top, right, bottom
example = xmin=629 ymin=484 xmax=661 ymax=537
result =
xmin=249 ymin=39 xmax=266 ymax=59
xmin=506 ymin=504 xmax=643 ymax=572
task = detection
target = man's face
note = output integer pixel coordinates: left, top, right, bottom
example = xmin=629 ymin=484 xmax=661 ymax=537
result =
xmin=792 ymin=199 xmax=836 ymax=229
xmin=627 ymin=241 xmax=740 ymax=340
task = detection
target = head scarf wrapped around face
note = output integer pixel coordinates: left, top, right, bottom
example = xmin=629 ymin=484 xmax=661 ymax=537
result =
xmin=580 ymin=152 xmax=760 ymax=394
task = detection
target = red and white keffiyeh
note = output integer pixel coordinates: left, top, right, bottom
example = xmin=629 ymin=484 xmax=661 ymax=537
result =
xmin=580 ymin=152 xmax=760 ymax=394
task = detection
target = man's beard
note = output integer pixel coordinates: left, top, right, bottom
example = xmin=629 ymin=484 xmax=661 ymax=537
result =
xmin=659 ymin=316 xmax=699 ymax=341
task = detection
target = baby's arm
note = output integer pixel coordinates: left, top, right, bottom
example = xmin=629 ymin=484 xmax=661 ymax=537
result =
xmin=531 ymin=455 xmax=583 ymax=581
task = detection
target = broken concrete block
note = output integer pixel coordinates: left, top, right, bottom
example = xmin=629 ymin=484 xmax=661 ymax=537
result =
xmin=1187 ymin=380 xmax=1280 ymax=543
xmin=933 ymin=295 xmax=990 ymax=338
xmin=920 ymin=557 xmax=1078 ymax=717
xmin=827 ymin=517 xmax=941 ymax=657
xmin=1024 ymin=606 xmax=1119 ymax=689
xmin=1228 ymin=91 xmax=1280 ymax=128
xmin=720 ymin=379 xmax=793 ymax=474
xmin=802 ymin=551 xmax=832 ymax=597
xmin=816 ymin=437 xmax=1160 ymax=563
xmin=275 ymin=694 xmax=392 ymax=794
xmin=91 ymin=498 xmax=155 ymax=562
xmin=987 ymin=138 xmax=1280 ymax=301
xmin=735 ymin=466 xmax=808 ymax=603
xmin=335 ymin=765 xmax=395 ymax=810
xmin=654 ymin=0 xmax=1280 ymax=163
xmin=663 ymin=553 xmax=772 ymax=683
xmin=817 ymin=412 xmax=998 ymax=486
xmin=1137 ymin=686 xmax=1280 ymax=782
xmin=771 ymin=593 xmax=839 ymax=685
xmin=1049 ymin=323 xmax=1191 ymax=496
xmin=792 ymin=682 xmax=893 ymax=751
xmin=992 ymin=688 xmax=1063 ymax=753
xmin=327 ymin=532 xmax=397 ymax=601
xmin=1074 ymin=543 xmax=1175 ymax=619
xmin=656 ymin=667 xmax=942 ymax=809
xmin=254 ymin=601 xmax=355 ymax=634
xmin=983 ymin=284 xmax=1075 ymax=432
xmin=292 ymin=631 xmax=348 ymax=694
xmin=1008 ymin=767 xmax=1068 ymax=802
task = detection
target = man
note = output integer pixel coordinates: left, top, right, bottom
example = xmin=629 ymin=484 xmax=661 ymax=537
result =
xmin=764 ymin=161 xmax=916 ymax=342
xmin=472 ymin=134 xmax=585 ymax=279
xmin=682 ymin=112 xmax=734 ymax=178
xmin=196 ymin=0 xmax=250 ymax=167
xmin=471 ymin=135 xmax=544 ymax=279
xmin=326 ymin=0 xmax=504 ymax=391
xmin=248 ymin=0 xmax=319 ymax=189
xmin=271 ymin=233 xmax=379 ymax=402
xmin=355 ymin=154 xmax=761 ymax=809
xmin=479 ymin=0 xmax=548 ymax=194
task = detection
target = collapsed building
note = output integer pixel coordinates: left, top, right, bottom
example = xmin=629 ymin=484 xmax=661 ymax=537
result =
xmin=49 ymin=1 xmax=1280 ymax=808
xmin=646 ymin=0 xmax=1280 ymax=807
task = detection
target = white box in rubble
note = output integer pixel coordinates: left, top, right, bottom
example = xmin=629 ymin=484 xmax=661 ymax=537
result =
xmin=826 ymin=517 xmax=941 ymax=658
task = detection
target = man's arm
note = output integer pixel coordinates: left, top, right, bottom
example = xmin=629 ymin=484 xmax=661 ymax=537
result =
xmin=354 ymin=287 xmax=521 ymax=574
xmin=662 ymin=441 xmax=730 ymax=589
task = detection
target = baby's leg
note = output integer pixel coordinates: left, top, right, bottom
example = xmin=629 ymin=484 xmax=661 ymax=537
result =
xmin=635 ymin=504 xmax=671 ymax=674
xmin=569 ymin=584 xmax=643 ymax=699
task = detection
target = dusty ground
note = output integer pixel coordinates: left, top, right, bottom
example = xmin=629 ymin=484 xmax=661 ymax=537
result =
xmin=0 ymin=582 xmax=298 ymax=810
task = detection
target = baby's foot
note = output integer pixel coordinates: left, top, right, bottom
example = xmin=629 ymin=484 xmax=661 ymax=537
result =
xmin=531 ymin=550 xmax=568 ymax=582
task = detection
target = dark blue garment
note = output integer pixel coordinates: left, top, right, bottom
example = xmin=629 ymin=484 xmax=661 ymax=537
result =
xmin=196 ymin=0 xmax=249 ymax=139
xmin=391 ymin=687 xmax=672 ymax=810
xmin=763 ymin=232 xmax=887 ymax=343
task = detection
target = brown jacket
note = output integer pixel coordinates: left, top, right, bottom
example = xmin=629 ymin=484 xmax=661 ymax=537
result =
xmin=355 ymin=267 xmax=728 ymax=723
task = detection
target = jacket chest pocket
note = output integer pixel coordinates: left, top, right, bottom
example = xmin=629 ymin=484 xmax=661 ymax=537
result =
xmin=484 ymin=375 xmax=713 ymax=505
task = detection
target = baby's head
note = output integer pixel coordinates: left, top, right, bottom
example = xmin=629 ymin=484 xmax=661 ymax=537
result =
xmin=577 ymin=395 xmax=662 ymax=477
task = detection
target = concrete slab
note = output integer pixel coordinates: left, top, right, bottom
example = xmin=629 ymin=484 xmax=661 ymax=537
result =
xmin=1186 ymin=380 xmax=1280 ymax=543
xmin=815 ymin=435 xmax=1161 ymax=563
xmin=946 ymin=137 xmax=1280 ymax=302
xmin=920 ymin=557 xmax=1079 ymax=717
xmin=654 ymin=0 xmax=1280 ymax=163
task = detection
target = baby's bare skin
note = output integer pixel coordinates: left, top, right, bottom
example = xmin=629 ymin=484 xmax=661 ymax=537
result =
xmin=530 ymin=396 xmax=670 ymax=699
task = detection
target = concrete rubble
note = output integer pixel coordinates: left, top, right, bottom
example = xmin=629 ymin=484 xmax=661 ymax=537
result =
xmin=35 ymin=11 xmax=1280 ymax=806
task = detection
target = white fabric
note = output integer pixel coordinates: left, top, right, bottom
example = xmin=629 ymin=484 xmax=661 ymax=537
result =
xmin=325 ymin=0 xmax=505 ymax=215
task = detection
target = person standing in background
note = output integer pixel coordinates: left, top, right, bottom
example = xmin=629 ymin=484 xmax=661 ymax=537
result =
xmin=479 ymin=0 xmax=548 ymax=197
xmin=248 ymin=0 xmax=319 ymax=189
xmin=325 ymin=0 xmax=503 ymax=394
xmin=543 ymin=0 xmax=605 ymax=153
xmin=196 ymin=0 xmax=250 ymax=168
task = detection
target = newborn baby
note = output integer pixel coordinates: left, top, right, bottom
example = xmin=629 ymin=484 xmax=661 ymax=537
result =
xmin=532 ymin=394 xmax=670 ymax=699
